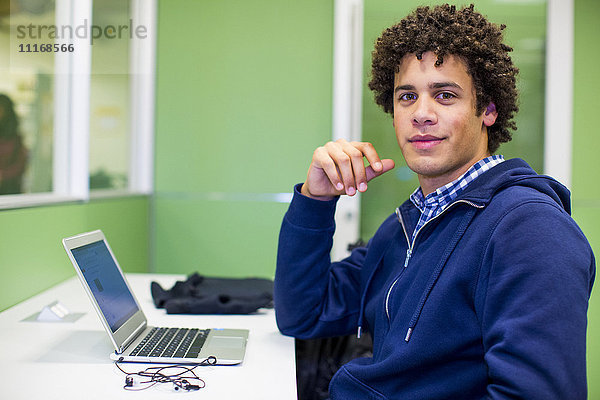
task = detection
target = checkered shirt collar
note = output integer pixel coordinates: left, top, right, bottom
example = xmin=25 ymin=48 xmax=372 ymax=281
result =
xmin=410 ymin=155 xmax=505 ymax=213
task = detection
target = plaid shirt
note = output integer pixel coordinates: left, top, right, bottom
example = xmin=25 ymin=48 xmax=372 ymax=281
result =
xmin=409 ymin=155 xmax=504 ymax=245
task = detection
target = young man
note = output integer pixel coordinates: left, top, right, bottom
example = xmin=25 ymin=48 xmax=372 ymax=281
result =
xmin=274 ymin=4 xmax=595 ymax=400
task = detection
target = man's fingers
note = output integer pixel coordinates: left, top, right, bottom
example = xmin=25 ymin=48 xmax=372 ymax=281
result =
xmin=305 ymin=140 xmax=392 ymax=199
xmin=313 ymin=147 xmax=344 ymax=192
xmin=365 ymin=158 xmax=395 ymax=182
xmin=351 ymin=141 xmax=383 ymax=173
xmin=324 ymin=141 xmax=357 ymax=195
xmin=321 ymin=159 xmax=345 ymax=192
xmin=338 ymin=140 xmax=369 ymax=194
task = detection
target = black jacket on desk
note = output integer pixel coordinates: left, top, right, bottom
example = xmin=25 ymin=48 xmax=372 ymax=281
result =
xmin=151 ymin=273 xmax=273 ymax=314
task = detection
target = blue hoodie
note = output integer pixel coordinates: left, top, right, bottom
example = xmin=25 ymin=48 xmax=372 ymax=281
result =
xmin=274 ymin=159 xmax=595 ymax=400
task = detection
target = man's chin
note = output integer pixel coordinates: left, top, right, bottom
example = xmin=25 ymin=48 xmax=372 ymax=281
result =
xmin=404 ymin=157 xmax=446 ymax=178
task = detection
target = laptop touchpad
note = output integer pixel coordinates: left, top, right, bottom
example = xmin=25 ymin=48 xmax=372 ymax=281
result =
xmin=210 ymin=336 xmax=245 ymax=349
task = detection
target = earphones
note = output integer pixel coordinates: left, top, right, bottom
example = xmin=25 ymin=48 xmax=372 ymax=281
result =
xmin=116 ymin=356 xmax=216 ymax=392
xmin=172 ymin=379 xmax=201 ymax=392
xmin=485 ymin=102 xmax=496 ymax=116
xmin=124 ymin=376 xmax=200 ymax=392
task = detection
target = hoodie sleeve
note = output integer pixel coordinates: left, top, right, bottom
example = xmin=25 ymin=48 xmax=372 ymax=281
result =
xmin=477 ymin=199 xmax=595 ymax=400
xmin=274 ymin=184 xmax=366 ymax=339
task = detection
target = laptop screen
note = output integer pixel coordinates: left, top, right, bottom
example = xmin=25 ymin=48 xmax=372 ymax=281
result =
xmin=71 ymin=240 xmax=139 ymax=332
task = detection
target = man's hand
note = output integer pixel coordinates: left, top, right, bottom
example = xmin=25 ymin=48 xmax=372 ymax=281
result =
xmin=301 ymin=139 xmax=395 ymax=200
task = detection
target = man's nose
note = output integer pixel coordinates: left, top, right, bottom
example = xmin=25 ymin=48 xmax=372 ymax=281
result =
xmin=412 ymin=97 xmax=437 ymax=126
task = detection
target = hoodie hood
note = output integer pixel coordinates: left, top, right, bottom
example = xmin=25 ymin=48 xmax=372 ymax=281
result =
xmin=458 ymin=158 xmax=571 ymax=214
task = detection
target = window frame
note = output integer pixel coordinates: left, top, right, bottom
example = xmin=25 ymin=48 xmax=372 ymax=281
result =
xmin=543 ymin=0 xmax=573 ymax=188
xmin=0 ymin=0 xmax=156 ymax=210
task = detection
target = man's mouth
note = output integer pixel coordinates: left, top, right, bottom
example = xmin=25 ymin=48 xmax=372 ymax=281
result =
xmin=408 ymin=135 xmax=444 ymax=149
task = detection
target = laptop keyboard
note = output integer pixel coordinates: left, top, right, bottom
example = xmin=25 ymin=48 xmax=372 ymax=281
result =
xmin=129 ymin=327 xmax=210 ymax=359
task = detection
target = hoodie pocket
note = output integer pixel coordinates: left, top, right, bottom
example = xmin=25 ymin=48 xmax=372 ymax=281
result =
xmin=329 ymin=366 xmax=386 ymax=400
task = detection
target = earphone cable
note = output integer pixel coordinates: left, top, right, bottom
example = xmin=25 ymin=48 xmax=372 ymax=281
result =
xmin=114 ymin=356 xmax=217 ymax=391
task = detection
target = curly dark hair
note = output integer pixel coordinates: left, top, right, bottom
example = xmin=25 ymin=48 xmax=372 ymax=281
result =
xmin=368 ymin=4 xmax=519 ymax=153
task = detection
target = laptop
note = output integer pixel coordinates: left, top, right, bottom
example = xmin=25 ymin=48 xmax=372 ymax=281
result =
xmin=62 ymin=229 xmax=249 ymax=365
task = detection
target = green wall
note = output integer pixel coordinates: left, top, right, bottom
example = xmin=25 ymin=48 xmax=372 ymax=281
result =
xmin=153 ymin=0 xmax=333 ymax=278
xmin=0 ymin=197 xmax=150 ymax=311
xmin=572 ymin=0 xmax=600 ymax=398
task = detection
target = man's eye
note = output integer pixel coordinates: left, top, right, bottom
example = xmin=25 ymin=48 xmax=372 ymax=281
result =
xmin=436 ymin=92 xmax=455 ymax=100
xmin=399 ymin=93 xmax=417 ymax=101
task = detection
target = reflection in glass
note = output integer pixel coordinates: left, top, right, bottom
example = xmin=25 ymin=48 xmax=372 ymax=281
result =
xmin=0 ymin=94 xmax=27 ymax=194
xmin=0 ymin=3 xmax=55 ymax=195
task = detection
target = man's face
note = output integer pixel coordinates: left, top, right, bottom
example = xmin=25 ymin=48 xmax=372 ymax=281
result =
xmin=393 ymin=51 xmax=496 ymax=193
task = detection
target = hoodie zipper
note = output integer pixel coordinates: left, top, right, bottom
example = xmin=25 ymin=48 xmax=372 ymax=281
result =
xmin=384 ymin=200 xmax=484 ymax=322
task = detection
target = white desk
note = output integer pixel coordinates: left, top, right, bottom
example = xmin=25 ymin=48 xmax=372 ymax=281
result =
xmin=0 ymin=274 xmax=297 ymax=399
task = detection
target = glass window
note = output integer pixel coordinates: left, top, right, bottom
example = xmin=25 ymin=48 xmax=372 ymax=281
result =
xmin=89 ymin=0 xmax=131 ymax=191
xmin=0 ymin=0 xmax=155 ymax=207
xmin=0 ymin=2 xmax=55 ymax=195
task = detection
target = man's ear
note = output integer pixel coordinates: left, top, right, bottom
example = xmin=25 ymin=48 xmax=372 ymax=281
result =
xmin=483 ymin=102 xmax=498 ymax=127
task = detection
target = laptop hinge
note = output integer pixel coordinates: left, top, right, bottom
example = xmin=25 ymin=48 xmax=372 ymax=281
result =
xmin=120 ymin=321 xmax=147 ymax=353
